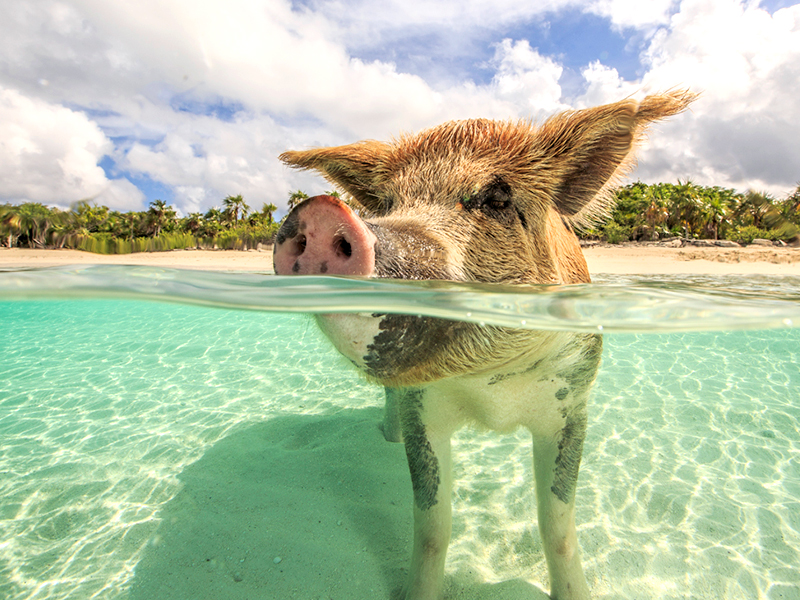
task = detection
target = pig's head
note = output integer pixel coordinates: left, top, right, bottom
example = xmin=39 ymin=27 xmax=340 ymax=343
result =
xmin=274 ymin=91 xmax=695 ymax=385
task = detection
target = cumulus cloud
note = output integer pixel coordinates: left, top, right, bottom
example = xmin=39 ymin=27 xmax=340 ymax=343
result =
xmin=489 ymin=39 xmax=566 ymax=116
xmin=588 ymin=0 xmax=677 ymax=29
xmin=0 ymin=86 xmax=144 ymax=209
xmin=53 ymin=0 xmax=448 ymax=138
xmin=118 ymin=111 xmax=327 ymax=214
xmin=1 ymin=0 xmax=798 ymax=215
xmin=631 ymin=0 xmax=800 ymax=196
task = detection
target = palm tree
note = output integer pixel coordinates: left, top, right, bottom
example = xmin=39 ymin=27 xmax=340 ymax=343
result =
xmin=288 ymin=190 xmax=309 ymax=210
xmin=201 ymin=207 xmax=224 ymax=237
xmin=736 ymin=190 xmax=774 ymax=229
xmin=1 ymin=204 xmax=22 ymax=248
xmin=222 ymin=194 xmax=249 ymax=224
xmin=120 ymin=212 xmax=139 ymax=239
xmin=46 ymin=207 xmax=73 ymax=248
xmin=146 ymin=199 xmax=177 ymax=236
xmin=644 ymin=200 xmax=669 ymax=239
xmin=670 ymin=180 xmax=704 ymax=237
xmin=72 ymin=200 xmax=111 ymax=233
xmin=782 ymin=184 xmax=800 ymax=221
xmin=16 ymin=203 xmax=53 ymax=248
xmin=182 ymin=212 xmax=204 ymax=235
xmin=260 ymin=203 xmax=277 ymax=226
xmin=700 ymin=193 xmax=730 ymax=240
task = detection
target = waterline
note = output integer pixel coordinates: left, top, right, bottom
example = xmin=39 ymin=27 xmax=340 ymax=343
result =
xmin=1 ymin=265 xmax=799 ymax=333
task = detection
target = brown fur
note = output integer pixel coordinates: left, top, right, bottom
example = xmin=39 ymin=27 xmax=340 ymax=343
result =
xmin=281 ymin=90 xmax=697 ymax=288
xmin=276 ymin=92 xmax=696 ymax=600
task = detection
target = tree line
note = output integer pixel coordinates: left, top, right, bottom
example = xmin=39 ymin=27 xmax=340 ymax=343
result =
xmin=1 ymin=183 xmax=799 ymax=253
xmin=589 ymin=181 xmax=800 ymax=244
xmin=1 ymin=194 xmax=279 ymax=254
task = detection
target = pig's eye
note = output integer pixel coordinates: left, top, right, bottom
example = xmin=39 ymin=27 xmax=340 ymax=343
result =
xmin=485 ymin=197 xmax=510 ymax=210
xmin=378 ymin=195 xmax=394 ymax=214
xmin=463 ymin=177 xmax=527 ymax=228
xmin=474 ymin=177 xmax=513 ymax=212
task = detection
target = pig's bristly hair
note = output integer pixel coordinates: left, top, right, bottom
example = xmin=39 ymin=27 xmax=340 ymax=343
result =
xmin=553 ymin=90 xmax=699 ymax=229
xmin=279 ymin=90 xmax=698 ymax=229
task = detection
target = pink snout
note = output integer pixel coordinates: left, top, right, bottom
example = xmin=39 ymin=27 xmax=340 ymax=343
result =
xmin=273 ymin=195 xmax=377 ymax=277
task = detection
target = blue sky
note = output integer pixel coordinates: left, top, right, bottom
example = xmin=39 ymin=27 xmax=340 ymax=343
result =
xmin=1 ymin=0 xmax=799 ymax=217
xmin=349 ymin=10 xmax=641 ymax=85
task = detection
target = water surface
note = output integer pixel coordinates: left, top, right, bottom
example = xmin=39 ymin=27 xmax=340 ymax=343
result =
xmin=1 ymin=267 xmax=798 ymax=599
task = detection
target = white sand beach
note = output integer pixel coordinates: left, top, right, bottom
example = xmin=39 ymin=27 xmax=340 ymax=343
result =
xmin=2 ymin=244 xmax=800 ymax=275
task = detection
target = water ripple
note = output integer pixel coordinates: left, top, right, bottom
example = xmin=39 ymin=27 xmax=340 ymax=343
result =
xmin=1 ymin=266 xmax=800 ymax=332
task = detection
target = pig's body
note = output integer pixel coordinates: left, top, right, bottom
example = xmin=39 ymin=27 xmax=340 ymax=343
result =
xmin=274 ymin=92 xmax=695 ymax=599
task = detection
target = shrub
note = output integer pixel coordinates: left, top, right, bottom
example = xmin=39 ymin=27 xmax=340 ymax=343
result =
xmin=77 ymin=233 xmax=115 ymax=254
xmin=74 ymin=232 xmax=197 ymax=254
xmin=602 ymin=221 xmax=631 ymax=244
xmin=724 ymin=225 xmax=786 ymax=244
xmin=577 ymin=227 xmax=602 ymax=241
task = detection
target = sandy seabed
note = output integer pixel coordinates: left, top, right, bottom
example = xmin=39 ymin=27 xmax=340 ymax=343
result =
xmin=2 ymin=244 xmax=800 ymax=275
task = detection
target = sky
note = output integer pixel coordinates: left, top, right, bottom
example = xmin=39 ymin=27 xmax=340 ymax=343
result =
xmin=1 ymin=0 xmax=799 ymax=218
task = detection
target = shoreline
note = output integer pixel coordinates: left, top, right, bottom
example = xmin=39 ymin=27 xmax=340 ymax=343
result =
xmin=2 ymin=244 xmax=800 ymax=275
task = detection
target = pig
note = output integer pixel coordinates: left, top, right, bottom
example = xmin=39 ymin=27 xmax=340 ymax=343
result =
xmin=273 ymin=91 xmax=696 ymax=600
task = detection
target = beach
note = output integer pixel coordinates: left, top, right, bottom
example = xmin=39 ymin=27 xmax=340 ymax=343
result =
xmin=2 ymin=244 xmax=800 ymax=275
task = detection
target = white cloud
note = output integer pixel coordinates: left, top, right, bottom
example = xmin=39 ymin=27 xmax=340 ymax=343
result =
xmin=117 ymin=108 xmax=344 ymax=215
xmin=629 ymin=0 xmax=800 ymax=196
xmin=59 ymin=0 xmax=446 ymax=137
xmin=0 ymin=86 xmax=144 ymax=209
xmin=576 ymin=61 xmax=638 ymax=107
xmin=93 ymin=178 xmax=148 ymax=210
xmin=300 ymin=0 xmax=569 ymax=35
xmin=489 ymin=39 xmax=566 ymax=116
xmin=588 ymin=0 xmax=677 ymax=29
xmin=1 ymin=0 xmax=799 ymax=215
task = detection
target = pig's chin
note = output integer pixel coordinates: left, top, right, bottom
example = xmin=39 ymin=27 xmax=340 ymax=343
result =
xmin=314 ymin=313 xmax=383 ymax=371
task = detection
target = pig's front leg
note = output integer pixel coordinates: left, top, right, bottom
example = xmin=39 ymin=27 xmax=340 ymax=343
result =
xmin=382 ymin=387 xmax=403 ymax=443
xmin=398 ymin=388 xmax=454 ymax=600
xmin=532 ymin=403 xmax=591 ymax=600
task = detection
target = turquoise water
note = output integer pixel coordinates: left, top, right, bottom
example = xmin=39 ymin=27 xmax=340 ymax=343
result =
xmin=1 ymin=267 xmax=799 ymax=599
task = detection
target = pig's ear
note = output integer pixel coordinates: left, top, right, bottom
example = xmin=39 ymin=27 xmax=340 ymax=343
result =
xmin=280 ymin=141 xmax=392 ymax=213
xmin=538 ymin=90 xmax=697 ymax=227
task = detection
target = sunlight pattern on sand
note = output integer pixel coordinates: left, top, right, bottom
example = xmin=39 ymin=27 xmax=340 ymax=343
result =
xmin=446 ymin=331 xmax=800 ymax=599
xmin=1 ymin=272 xmax=799 ymax=600
xmin=1 ymin=301 xmax=368 ymax=600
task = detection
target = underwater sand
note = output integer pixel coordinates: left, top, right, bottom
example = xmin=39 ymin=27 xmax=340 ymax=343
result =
xmin=1 ymin=270 xmax=799 ymax=600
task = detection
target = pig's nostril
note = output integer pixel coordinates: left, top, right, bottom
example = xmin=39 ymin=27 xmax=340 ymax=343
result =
xmin=334 ymin=236 xmax=352 ymax=258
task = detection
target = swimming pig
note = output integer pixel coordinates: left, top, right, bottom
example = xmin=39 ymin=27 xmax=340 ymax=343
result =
xmin=273 ymin=91 xmax=695 ymax=600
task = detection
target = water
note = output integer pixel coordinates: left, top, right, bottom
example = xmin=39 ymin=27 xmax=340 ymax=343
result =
xmin=1 ymin=266 xmax=799 ymax=600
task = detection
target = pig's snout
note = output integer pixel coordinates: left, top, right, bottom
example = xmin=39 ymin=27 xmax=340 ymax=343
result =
xmin=273 ymin=195 xmax=377 ymax=277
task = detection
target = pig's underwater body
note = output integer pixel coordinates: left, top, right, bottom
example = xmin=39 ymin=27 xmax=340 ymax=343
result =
xmin=273 ymin=92 xmax=695 ymax=600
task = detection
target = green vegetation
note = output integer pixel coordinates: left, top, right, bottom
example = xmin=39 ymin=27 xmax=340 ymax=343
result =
xmin=579 ymin=181 xmax=800 ymax=244
xmin=2 ymin=183 xmax=799 ymax=253
xmin=1 ymin=195 xmax=280 ymax=254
